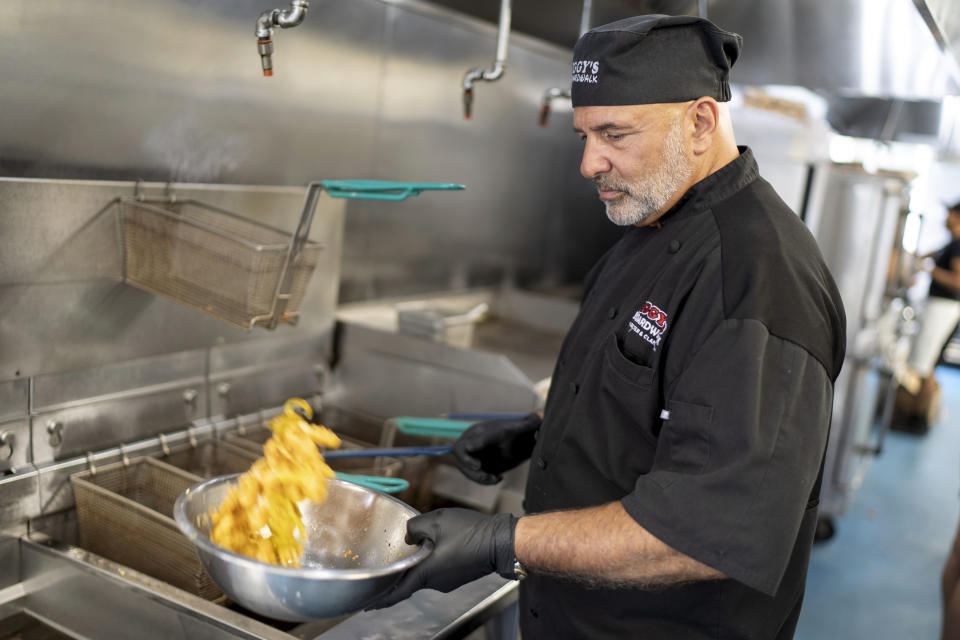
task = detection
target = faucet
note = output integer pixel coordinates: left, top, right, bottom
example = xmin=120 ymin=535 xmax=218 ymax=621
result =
xmin=462 ymin=0 xmax=511 ymax=119
xmin=539 ymin=88 xmax=571 ymax=126
xmin=256 ymin=0 xmax=310 ymax=77
xmin=538 ymin=0 xmax=591 ymax=126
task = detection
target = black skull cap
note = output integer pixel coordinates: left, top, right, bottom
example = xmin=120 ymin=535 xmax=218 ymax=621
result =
xmin=571 ymin=14 xmax=742 ymax=107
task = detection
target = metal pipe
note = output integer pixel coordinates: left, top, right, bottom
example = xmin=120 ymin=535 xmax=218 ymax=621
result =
xmin=579 ymin=0 xmax=593 ymax=37
xmin=698 ymin=0 xmax=708 ymax=19
xmin=537 ymin=0 xmax=590 ymax=126
xmin=255 ymin=0 xmax=310 ymax=77
xmin=462 ymin=0 xmax=511 ymax=119
xmin=538 ymin=87 xmax=570 ymax=126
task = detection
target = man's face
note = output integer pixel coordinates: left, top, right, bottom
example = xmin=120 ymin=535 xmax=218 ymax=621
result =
xmin=574 ymin=104 xmax=694 ymax=226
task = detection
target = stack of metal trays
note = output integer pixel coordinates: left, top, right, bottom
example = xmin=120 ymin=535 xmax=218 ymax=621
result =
xmin=395 ymin=301 xmax=489 ymax=348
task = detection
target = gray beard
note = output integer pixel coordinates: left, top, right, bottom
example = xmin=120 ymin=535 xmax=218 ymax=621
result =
xmin=597 ymin=120 xmax=693 ymax=226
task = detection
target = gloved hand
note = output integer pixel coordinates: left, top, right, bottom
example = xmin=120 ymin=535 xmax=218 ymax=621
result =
xmin=453 ymin=413 xmax=542 ymax=484
xmin=366 ymin=508 xmax=518 ymax=610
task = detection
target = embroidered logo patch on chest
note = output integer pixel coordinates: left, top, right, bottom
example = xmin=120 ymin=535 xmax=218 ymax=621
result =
xmin=628 ymin=301 xmax=669 ymax=351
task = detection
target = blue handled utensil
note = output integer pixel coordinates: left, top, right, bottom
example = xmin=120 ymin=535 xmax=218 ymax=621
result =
xmin=445 ymin=412 xmax=530 ymax=421
xmin=324 ymin=445 xmax=453 ymax=459
xmin=333 ymin=472 xmax=410 ymax=494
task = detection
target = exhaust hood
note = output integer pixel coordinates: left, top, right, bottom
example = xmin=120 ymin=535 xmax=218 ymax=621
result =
xmin=426 ymin=0 xmax=959 ymax=99
xmin=422 ymin=0 xmax=960 ymax=146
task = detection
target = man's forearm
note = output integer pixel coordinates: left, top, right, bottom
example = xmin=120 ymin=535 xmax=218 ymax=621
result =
xmin=514 ymin=501 xmax=725 ymax=588
xmin=931 ymin=266 xmax=960 ymax=293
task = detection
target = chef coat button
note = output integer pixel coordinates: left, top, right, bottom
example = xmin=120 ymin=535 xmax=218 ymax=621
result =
xmin=607 ymin=306 xmax=618 ymax=319
xmin=536 ymin=456 xmax=547 ymax=470
xmin=668 ymin=239 xmax=681 ymax=253
xmin=569 ymin=381 xmax=579 ymax=394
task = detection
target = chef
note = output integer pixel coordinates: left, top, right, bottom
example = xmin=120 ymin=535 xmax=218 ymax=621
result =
xmin=371 ymin=14 xmax=846 ymax=639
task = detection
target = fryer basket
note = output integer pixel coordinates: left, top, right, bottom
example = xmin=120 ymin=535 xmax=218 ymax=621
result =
xmin=118 ymin=197 xmax=323 ymax=329
xmin=157 ymin=440 xmax=258 ymax=479
xmin=71 ymin=457 xmax=221 ymax=599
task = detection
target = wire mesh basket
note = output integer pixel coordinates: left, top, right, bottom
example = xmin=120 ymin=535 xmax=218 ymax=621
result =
xmin=71 ymin=457 xmax=221 ymax=599
xmin=118 ymin=197 xmax=323 ymax=329
xmin=156 ymin=440 xmax=258 ymax=479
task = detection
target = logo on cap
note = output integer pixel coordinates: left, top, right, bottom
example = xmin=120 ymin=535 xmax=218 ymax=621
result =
xmin=572 ymin=60 xmax=599 ymax=84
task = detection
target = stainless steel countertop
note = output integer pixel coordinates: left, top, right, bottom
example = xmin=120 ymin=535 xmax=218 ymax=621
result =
xmin=3 ymin=529 xmax=518 ymax=640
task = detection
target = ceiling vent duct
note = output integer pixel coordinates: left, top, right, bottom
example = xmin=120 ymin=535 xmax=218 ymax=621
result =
xmin=824 ymin=96 xmax=943 ymax=143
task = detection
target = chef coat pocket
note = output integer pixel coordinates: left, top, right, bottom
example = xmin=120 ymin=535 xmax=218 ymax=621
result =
xmin=593 ymin=334 xmax=660 ymax=453
xmin=656 ymin=399 xmax=713 ymax=485
xmin=604 ymin=334 xmax=655 ymax=386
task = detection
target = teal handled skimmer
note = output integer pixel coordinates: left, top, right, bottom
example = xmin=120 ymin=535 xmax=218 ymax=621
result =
xmin=334 ymin=472 xmax=410 ymax=494
xmin=320 ymin=180 xmax=465 ymax=201
xmin=391 ymin=416 xmax=477 ymax=439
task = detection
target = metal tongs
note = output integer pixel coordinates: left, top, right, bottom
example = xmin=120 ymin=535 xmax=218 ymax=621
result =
xmin=333 ymin=472 xmax=409 ymax=494
xmin=290 ymin=402 xmax=412 ymax=494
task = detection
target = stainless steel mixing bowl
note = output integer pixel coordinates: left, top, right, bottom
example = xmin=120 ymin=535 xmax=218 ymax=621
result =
xmin=173 ymin=474 xmax=432 ymax=621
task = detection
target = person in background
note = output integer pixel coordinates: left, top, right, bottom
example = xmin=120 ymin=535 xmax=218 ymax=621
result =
xmin=943 ymin=515 xmax=960 ymax=640
xmin=370 ymin=14 xmax=846 ymax=639
xmin=910 ymin=203 xmax=960 ymax=403
xmin=921 ymin=204 xmax=960 ymax=639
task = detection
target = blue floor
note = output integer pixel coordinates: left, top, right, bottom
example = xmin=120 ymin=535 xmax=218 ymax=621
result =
xmin=795 ymin=366 xmax=960 ymax=639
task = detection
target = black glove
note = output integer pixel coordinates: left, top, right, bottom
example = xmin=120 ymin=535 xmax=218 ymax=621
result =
xmin=453 ymin=413 xmax=542 ymax=484
xmin=366 ymin=508 xmax=518 ymax=610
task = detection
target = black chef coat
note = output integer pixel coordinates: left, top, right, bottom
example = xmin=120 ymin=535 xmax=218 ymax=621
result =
xmin=521 ymin=148 xmax=846 ymax=639
xmin=929 ymin=238 xmax=960 ymax=301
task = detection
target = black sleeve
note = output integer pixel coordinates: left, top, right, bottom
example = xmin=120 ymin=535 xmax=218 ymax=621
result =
xmin=620 ymin=319 xmax=833 ymax=596
xmin=948 ymin=240 xmax=960 ymax=265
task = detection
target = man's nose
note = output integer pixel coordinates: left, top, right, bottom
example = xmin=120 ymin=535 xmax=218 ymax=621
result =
xmin=580 ymin=140 xmax=611 ymax=179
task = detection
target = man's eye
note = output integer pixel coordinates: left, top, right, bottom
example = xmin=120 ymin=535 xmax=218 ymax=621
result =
xmin=606 ymin=132 xmax=624 ymax=141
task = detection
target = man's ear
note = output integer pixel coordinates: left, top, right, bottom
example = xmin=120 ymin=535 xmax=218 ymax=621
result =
xmin=689 ymin=98 xmax=720 ymax=155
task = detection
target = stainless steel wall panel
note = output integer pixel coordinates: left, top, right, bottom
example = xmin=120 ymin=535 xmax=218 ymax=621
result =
xmin=207 ymin=332 xmax=329 ymax=416
xmin=32 ymin=349 xmax=206 ymax=412
xmin=207 ymin=332 xmax=329 ymax=374
xmin=209 ymin=364 xmax=324 ymax=419
xmin=0 ymin=179 xmax=344 ymax=381
xmin=31 ymin=385 xmax=207 ymax=464
xmin=0 ymin=0 xmax=607 ymax=309
xmin=35 ymin=458 xmax=95 ymax=516
xmin=340 ymin=3 xmax=605 ymax=300
xmin=0 ymin=381 xmax=28 ymax=422
xmin=0 ymin=471 xmax=40 ymax=526
xmin=333 ymin=323 xmax=539 ymax=419
xmin=0 ymin=535 xmax=19 ymax=588
xmin=0 ymin=0 xmax=385 ymax=185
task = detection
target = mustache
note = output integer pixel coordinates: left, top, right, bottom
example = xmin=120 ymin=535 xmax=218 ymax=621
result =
xmin=593 ymin=175 xmax=631 ymax=194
